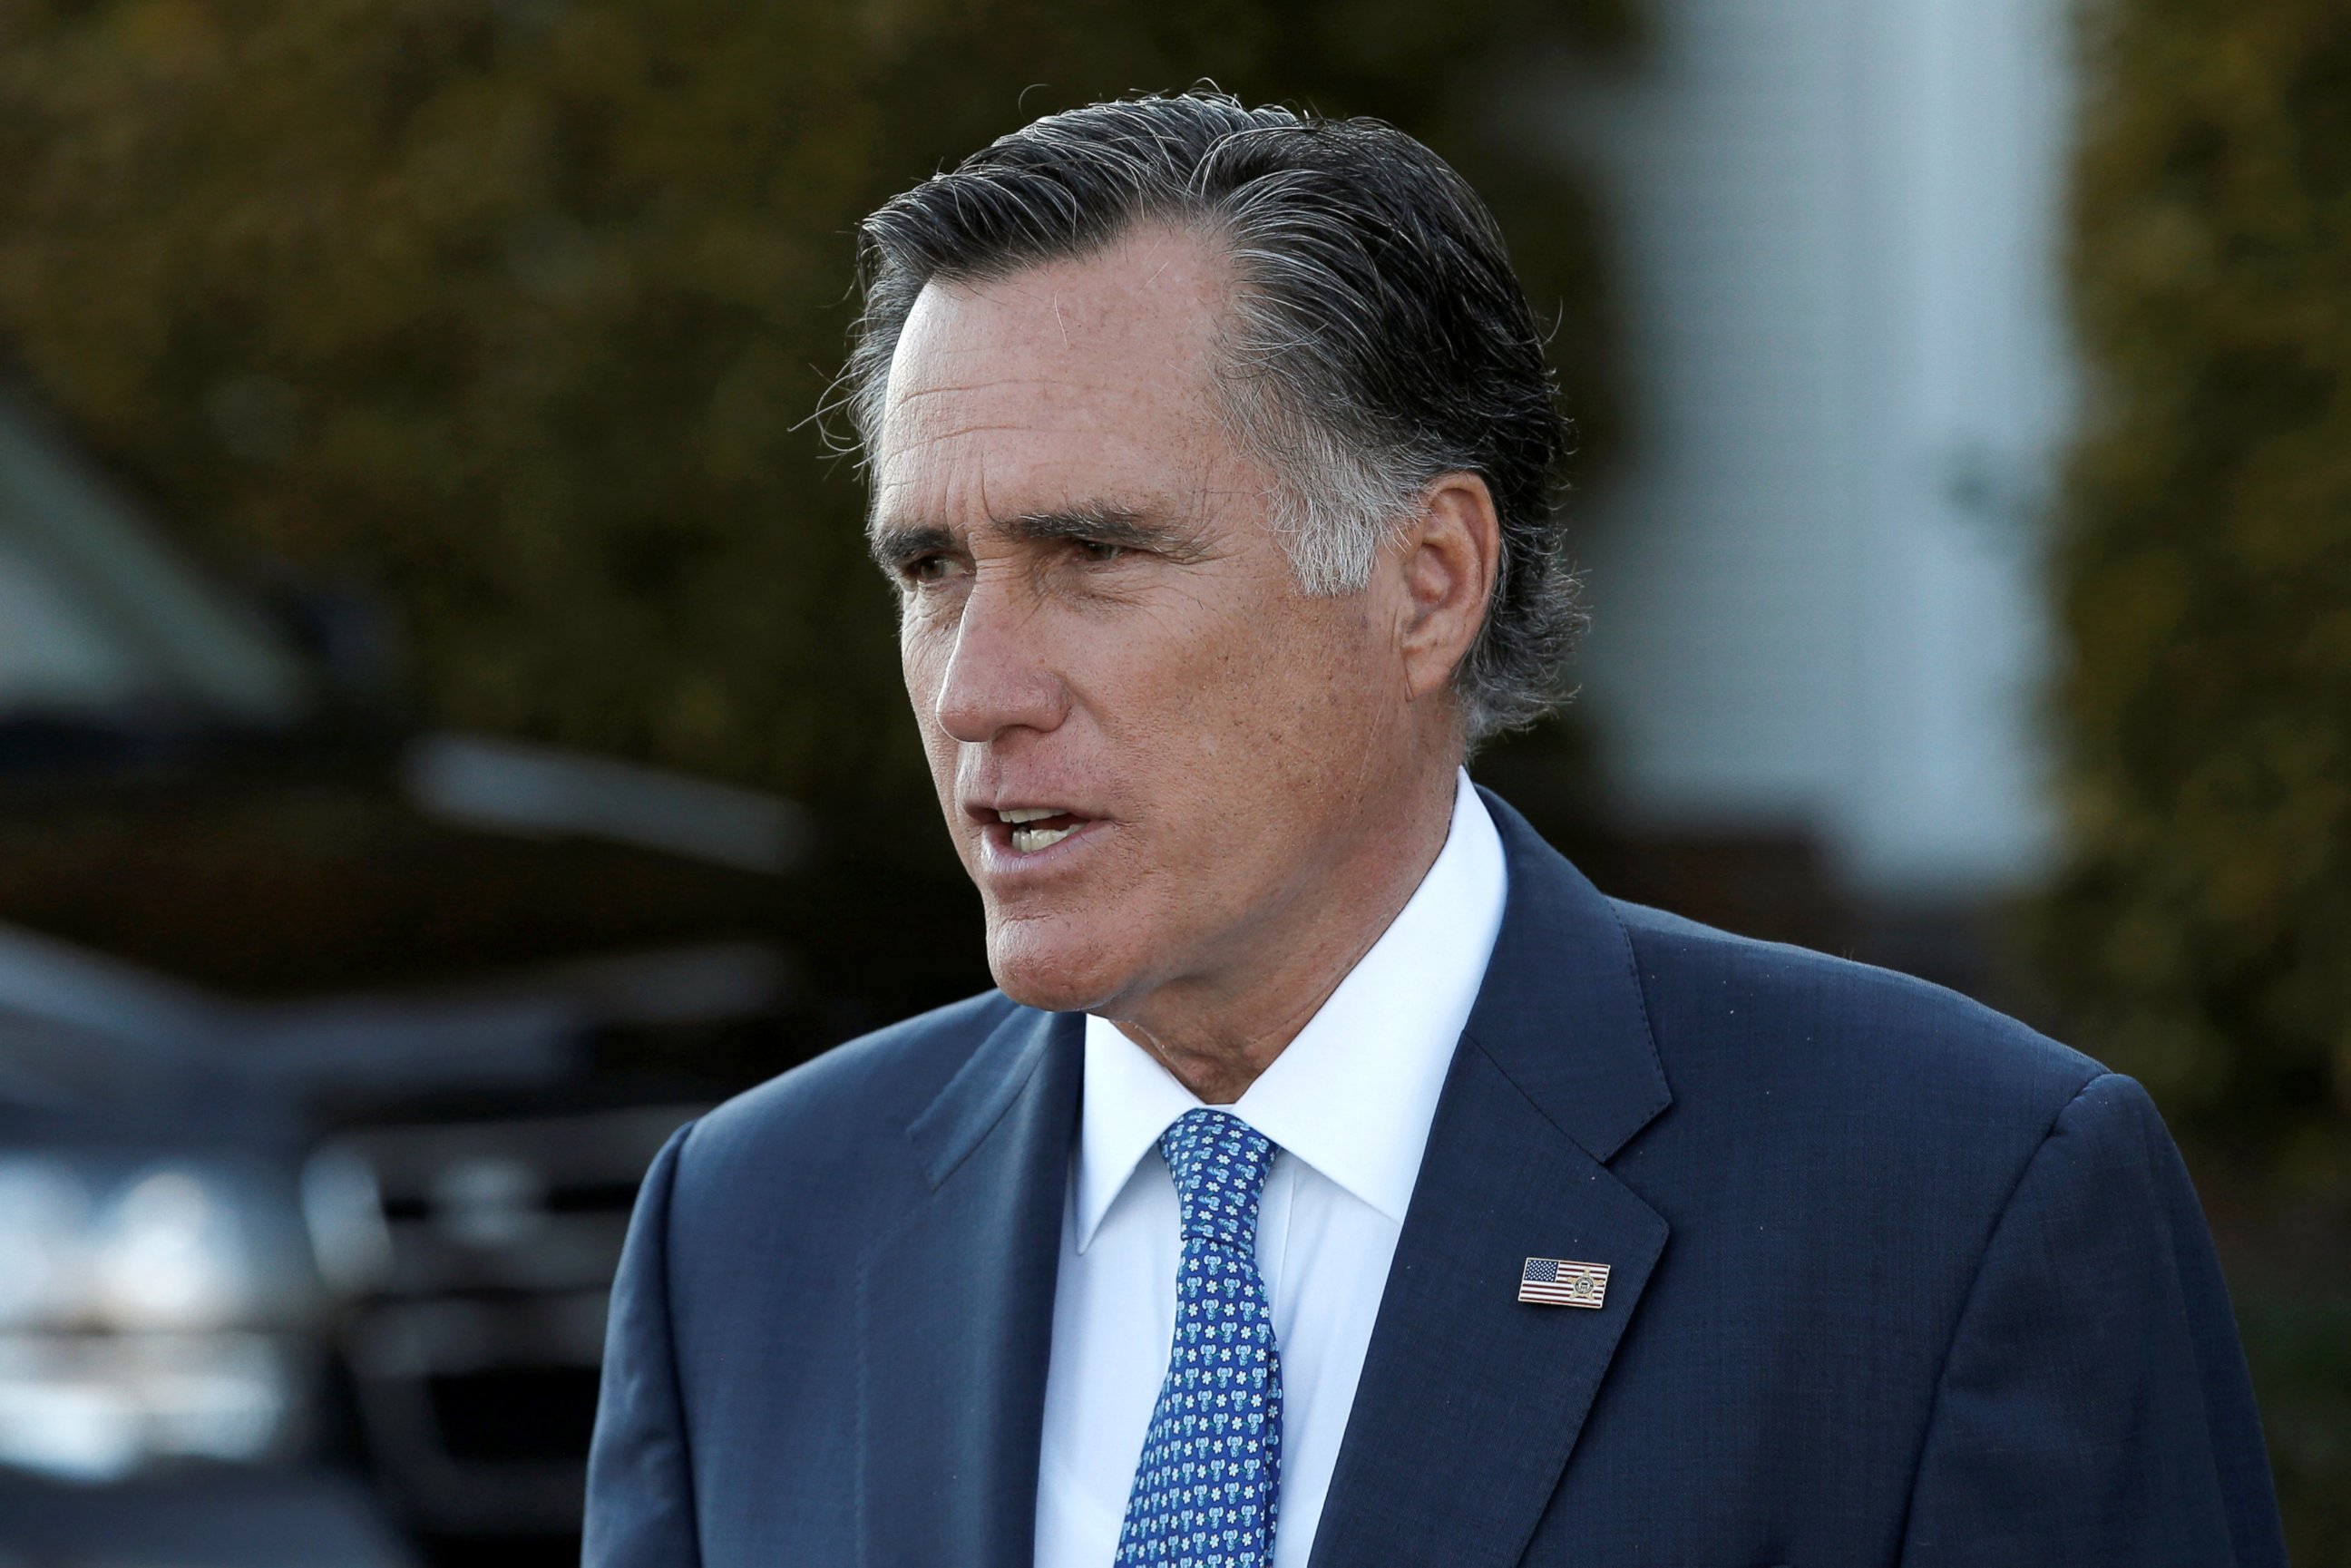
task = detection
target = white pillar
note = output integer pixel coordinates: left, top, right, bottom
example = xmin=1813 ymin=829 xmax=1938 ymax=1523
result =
xmin=1535 ymin=0 xmax=2073 ymax=900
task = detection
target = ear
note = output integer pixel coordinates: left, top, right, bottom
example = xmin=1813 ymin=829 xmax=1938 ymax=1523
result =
xmin=1394 ymin=471 xmax=1501 ymax=705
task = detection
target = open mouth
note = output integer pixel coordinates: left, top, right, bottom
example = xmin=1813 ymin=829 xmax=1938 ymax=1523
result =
xmin=995 ymin=806 xmax=1089 ymax=854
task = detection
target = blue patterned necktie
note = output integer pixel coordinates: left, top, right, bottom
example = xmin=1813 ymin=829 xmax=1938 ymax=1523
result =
xmin=1115 ymin=1107 xmax=1284 ymax=1567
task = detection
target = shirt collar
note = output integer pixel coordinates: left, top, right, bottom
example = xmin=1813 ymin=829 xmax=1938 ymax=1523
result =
xmin=1074 ymin=771 xmax=1508 ymax=1250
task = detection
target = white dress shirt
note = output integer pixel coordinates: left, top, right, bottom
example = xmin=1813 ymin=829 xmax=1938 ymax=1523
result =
xmin=1033 ymin=771 xmax=1508 ymax=1568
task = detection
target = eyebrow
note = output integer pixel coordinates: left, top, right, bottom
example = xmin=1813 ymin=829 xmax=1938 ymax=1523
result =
xmin=1003 ymin=504 xmax=1205 ymax=556
xmin=867 ymin=502 xmax=1211 ymax=570
xmin=867 ymin=520 xmax=955 ymax=570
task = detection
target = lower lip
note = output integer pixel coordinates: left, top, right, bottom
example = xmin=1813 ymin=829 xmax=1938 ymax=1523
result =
xmin=978 ymin=818 xmax=1106 ymax=877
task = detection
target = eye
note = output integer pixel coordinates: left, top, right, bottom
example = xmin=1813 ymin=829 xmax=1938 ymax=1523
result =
xmin=1076 ymin=538 xmax=1128 ymax=564
xmin=902 ymin=553 xmax=966 ymax=586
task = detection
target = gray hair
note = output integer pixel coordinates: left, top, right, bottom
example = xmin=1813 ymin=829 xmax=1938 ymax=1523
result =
xmin=842 ymin=90 xmax=1581 ymax=744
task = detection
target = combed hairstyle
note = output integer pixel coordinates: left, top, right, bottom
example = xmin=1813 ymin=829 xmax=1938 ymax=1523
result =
xmin=843 ymin=89 xmax=1582 ymax=743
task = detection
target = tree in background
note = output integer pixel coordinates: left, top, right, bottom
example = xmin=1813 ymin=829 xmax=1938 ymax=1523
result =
xmin=0 ymin=0 xmax=1625 ymax=821
xmin=2051 ymin=0 xmax=2351 ymax=1553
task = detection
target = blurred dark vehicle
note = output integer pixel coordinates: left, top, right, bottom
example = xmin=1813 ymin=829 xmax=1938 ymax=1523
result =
xmin=0 ymin=391 xmax=981 ymax=1565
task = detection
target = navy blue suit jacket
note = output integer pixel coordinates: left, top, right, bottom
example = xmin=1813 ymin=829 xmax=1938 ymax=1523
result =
xmin=585 ymin=792 xmax=2285 ymax=1565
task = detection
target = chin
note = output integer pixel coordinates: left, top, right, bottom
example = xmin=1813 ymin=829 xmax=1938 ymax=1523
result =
xmin=982 ymin=914 xmax=1138 ymax=1015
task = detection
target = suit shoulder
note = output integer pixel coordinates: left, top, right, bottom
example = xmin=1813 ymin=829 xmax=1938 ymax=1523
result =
xmin=1611 ymin=898 xmax=2104 ymax=1129
xmin=679 ymin=989 xmax=1019 ymax=1176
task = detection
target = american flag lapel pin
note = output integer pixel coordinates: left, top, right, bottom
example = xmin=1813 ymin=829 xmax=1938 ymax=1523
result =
xmin=1519 ymin=1256 xmax=1610 ymax=1309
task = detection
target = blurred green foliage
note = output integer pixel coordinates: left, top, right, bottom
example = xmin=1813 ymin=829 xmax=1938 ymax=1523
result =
xmin=2238 ymin=1291 xmax=2351 ymax=1563
xmin=2050 ymin=0 xmax=2351 ymax=1554
xmin=0 ymin=0 xmax=1627 ymax=821
xmin=2049 ymin=0 xmax=2351 ymax=1197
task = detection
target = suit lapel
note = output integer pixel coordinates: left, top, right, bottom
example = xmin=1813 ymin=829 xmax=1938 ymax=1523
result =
xmin=1310 ymin=793 xmax=1673 ymax=1567
xmin=857 ymin=1006 xmax=1081 ymax=1568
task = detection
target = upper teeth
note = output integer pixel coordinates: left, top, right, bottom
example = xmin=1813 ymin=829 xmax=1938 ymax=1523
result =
xmin=999 ymin=807 xmax=1062 ymax=823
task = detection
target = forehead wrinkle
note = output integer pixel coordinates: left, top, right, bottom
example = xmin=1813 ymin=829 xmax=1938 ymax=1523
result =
xmin=887 ymin=235 xmax=1233 ymax=396
xmin=881 ymin=420 xmax=1044 ymax=460
xmin=890 ymin=372 xmax=1088 ymax=405
xmin=880 ymin=375 xmax=1180 ymax=463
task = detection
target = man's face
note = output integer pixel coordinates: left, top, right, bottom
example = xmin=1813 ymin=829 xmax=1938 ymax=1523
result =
xmin=869 ymin=227 xmax=1431 ymax=1018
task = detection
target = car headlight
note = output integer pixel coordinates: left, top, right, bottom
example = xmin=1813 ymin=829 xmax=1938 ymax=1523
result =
xmin=0 ymin=1152 xmax=318 ymax=1484
xmin=0 ymin=1331 xmax=300 ymax=1485
xmin=89 ymin=1166 xmax=258 ymax=1332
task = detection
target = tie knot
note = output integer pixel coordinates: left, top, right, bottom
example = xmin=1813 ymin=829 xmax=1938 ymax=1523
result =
xmin=1159 ymin=1107 xmax=1276 ymax=1249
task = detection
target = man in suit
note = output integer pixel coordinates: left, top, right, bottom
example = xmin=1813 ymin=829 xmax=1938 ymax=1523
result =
xmin=584 ymin=91 xmax=2285 ymax=1566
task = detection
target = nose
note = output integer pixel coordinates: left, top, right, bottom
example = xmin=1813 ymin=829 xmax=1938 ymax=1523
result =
xmin=931 ymin=576 xmax=1069 ymax=745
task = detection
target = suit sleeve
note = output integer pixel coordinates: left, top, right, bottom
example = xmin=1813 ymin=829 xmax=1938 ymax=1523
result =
xmin=584 ymin=1121 xmax=703 ymax=1568
xmin=1899 ymin=1073 xmax=2285 ymax=1566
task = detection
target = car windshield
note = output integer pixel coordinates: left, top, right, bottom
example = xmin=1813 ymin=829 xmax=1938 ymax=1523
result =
xmin=0 ymin=396 xmax=307 ymax=733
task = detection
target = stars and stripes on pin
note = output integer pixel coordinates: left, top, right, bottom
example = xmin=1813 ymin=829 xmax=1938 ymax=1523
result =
xmin=1519 ymin=1256 xmax=1610 ymax=1309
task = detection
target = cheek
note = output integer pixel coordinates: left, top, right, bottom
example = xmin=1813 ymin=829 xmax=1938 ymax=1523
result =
xmin=1092 ymin=609 xmax=1254 ymax=754
xmin=1256 ymin=620 xmax=1399 ymax=809
xmin=1227 ymin=597 xmax=1383 ymax=723
xmin=897 ymin=615 xmax=948 ymax=719
xmin=1127 ymin=599 xmax=1381 ymax=804
xmin=897 ymin=618 xmax=964 ymax=782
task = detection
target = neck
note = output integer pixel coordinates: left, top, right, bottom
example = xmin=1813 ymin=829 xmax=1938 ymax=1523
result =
xmin=1108 ymin=764 xmax=1461 ymax=1104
